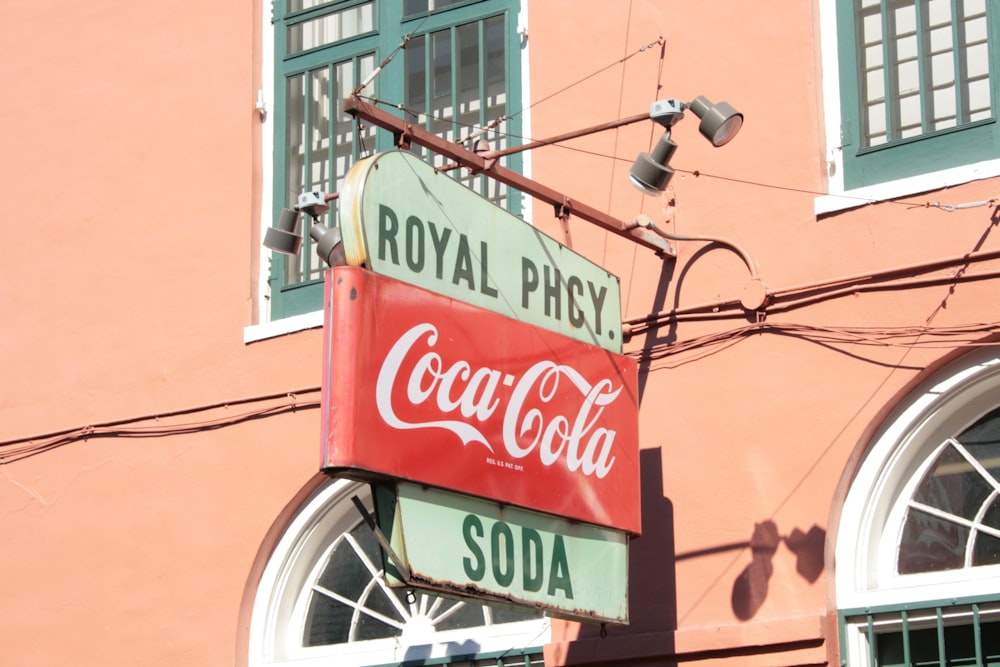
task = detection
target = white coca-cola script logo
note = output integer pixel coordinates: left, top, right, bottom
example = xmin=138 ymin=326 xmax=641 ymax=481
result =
xmin=375 ymin=323 xmax=622 ymax=478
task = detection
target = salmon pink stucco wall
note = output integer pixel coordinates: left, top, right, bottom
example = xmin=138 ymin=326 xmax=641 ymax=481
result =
xmin=2 ymin=1 xmax=1000 ymax=666
xmin=0 ymin=2 xmax=323 ymax=665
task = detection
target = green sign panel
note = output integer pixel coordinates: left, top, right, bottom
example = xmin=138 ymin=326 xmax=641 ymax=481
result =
xmin=339 ymin=150 xmax=623 ymax=352
xmin=376 ymin=482 xmax=629 ymax=624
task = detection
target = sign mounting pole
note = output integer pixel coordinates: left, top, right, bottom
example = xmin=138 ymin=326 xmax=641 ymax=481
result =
xmin=343 ymin=96 xmax=674 ymax=257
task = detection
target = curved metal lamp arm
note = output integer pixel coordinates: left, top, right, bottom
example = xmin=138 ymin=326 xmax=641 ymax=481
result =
xmin=628 ymin=214 xmax=759 ymax=279
xmin=627 ymin=214 xmax=768 ymax=312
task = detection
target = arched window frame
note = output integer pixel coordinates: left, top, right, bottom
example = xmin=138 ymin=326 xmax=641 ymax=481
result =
xmin=247 ymin=477 xmax=550 ymax=667
xmin=836 ymin=347 xmax=1000 ymax=666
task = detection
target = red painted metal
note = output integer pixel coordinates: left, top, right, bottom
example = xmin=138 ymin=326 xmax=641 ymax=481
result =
xmin=321 ymin=267 xmax=642 ymax=535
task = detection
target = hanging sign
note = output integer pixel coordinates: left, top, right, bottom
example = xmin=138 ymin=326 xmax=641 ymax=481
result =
xmin=338 ymin=150 xmax=623 ymax=352
xmin=375 ymin=482 xmax=629 ymax=624
xmin=322 ymin=267 xmax=641 ymax=534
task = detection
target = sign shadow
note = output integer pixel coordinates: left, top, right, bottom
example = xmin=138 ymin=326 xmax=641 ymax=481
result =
xmin=569 ymin=447 xmax=677 ymax=649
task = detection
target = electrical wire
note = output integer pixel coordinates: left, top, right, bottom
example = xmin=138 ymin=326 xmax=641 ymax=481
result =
xmin=355 ymin=35 xmax=666 ymax=147
xmin=508 ymin=37 xmax=664 ymax=122
xmin=632 ymin=320 xmax=1000 ymax=372
xmin=535 ymin=141 xmax=1000 ymax=213
xmin=0 ymin=387 xmax=322 ymax=464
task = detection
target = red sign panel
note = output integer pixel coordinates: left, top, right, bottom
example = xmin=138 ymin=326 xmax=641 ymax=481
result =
xmin=321 ymin=267 xmax=641 ymax=534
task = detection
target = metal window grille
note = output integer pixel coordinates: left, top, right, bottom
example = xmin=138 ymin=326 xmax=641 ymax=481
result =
xmin=841 ymin=599 xmax=1000 ymax=666
xmin=855 ymin=0 xmax=992 ymax=148
xmin=283 ymin=53 xmax=376 ymax=284
xmin=402 ymin=13 xmax=510 ymax=205
xmin=277 ymin=3 xmax=513 ymax=290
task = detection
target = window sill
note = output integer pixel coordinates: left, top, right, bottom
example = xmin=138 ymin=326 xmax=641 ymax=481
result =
xmin=243 ymin=309 xmax=323 ymax=344
xmin=814 ymin=157 xmax=1000 ymax=216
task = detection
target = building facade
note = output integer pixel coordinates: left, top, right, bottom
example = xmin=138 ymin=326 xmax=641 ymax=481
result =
xmin=3 ymin=1 xmax=1000 ymax=666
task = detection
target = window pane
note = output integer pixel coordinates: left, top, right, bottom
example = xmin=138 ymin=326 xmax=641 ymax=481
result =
xmin=957 ymin=407 xmax=1000 ymax=475
xmin=912 ymin=445 xmax=992 ymax=522
xmin=899 ymin=506 xmax=969 ymax=573
xmin=287 ymin=2 xmax=374 ymax=54
xmin=404 ymin=0 xmax=467 ymax=15
xmin=973 ymin=498 xmax=1000 ymax=566
xmin=404 ymin=33 xmax=427 ymax=114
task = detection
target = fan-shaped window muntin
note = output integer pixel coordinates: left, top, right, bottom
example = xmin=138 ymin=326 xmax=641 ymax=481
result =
xmin=302 ymin=511 xmax=542 ymax=647
xmin=898 ymin=406 xmax=1000 ymax=574
xmin=247 ymin=478 xmax=549 ymax=667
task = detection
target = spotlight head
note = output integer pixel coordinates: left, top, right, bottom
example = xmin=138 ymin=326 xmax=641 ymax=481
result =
xmin=309 ymin=222 xmax=346 ymax=267
xmin=630 ymin=132 xmax=678 ymax=195
xmin=263 ymin=208 xmax=303 ymax=255
xmin=295 ymin=191 xmax=331 ymax=217
xmin=688 ymin=95 xmax=743 ymax=146
xmin=647 ymin=98 xmax=686 ymax=129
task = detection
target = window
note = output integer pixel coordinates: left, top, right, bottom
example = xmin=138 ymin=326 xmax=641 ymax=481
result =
xmin=836 ymin=349 xmax=1000 ymax=666
xmin=837 ymin=0 xmax=999 ymax=190
xmin=817 ymin=0 xmax=1000 ymax=213
xmin=247 ymin=478 xmax=549 ymax=667
xmin=268 ymin=0 xmax=523 ymax=320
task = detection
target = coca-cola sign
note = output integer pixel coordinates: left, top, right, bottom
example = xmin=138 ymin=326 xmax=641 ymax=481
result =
xmin=322 ymin=267 xmax=641 ymax=534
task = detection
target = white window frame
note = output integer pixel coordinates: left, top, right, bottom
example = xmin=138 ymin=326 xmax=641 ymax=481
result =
xmin=247 ymin=477 xmax=550 ymax=667
xmin=836 ymin=348 xmax=1000 ymax=666
xmin=814 ymin=0 xmax=1000 ymax=216
xmin=836 ymin=347 xmax=1000 ymax=611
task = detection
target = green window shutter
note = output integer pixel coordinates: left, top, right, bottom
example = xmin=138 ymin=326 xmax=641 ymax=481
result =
xmin=836 ymin=0 xmax=1000 ymax=190
xmin=269 ymin=0 xmax=522 ymax=320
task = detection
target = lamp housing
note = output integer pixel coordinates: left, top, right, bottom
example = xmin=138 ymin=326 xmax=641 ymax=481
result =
xmin=688 ymin=95 xmax=743 ymax=146
xmin=629 ymin=132 xmax=678 ymax=195
xmin=263 ymin=208 xmax=303 ymax=255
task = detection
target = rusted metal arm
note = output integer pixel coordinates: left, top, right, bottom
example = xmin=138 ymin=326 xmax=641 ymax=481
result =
xmin=343 ymin=96 xmax=673 ymax=257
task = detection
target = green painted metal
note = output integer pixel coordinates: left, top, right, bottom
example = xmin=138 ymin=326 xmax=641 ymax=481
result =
xmin=936 ymin=607 xmax=946 ymax=667
xmin=340 ymin=150 xmax=623 ymax=351
xmin=378 ymin=482 xmax=629 ymax=624
xmin=838 ymin=595 xmax=1000 ymax=667
xmin=269 ymin=0 xmax=522 ymax=319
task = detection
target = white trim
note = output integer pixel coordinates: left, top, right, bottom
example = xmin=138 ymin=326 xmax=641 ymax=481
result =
xmin=258 ymin=5 xmax=276 ymax=326
xmin=243 ymin=309 xmax=323 ymax=344
xmin=517 ymin=0 xmax=533 ymax=225
xmin=835 ymin=348 xmax=1000 ymax=611
xmin=813 ymin=0 xmax=1000 ymax=216
xmin=814 ymin=158 xmax=1000 ymax=216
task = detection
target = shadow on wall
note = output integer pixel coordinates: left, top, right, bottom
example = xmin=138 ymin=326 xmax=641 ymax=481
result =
xmin=728 ymin=521 xmax=826 ymax=621
xmin=575 ymin=447 xmax=678 ymax=641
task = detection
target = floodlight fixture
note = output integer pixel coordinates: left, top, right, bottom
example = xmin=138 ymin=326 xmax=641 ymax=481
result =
xmin=262 ymin=190 xmax=345 ymax=266
xmin=630 ymin=94 xmax=743 ymax=195
xmin=687 ymin=95 xmax=743 ymax=147
xmin=629 ymin=132 xmax=679 ymax=195
xmin=262 ymin=208 xmax=303 ymax=256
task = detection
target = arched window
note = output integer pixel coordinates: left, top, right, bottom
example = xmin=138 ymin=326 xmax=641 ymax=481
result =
xmin=836 ymin=349 xmax=1000 ymax=667
xmin=248 ymin=477 xmax=549 ymax=667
